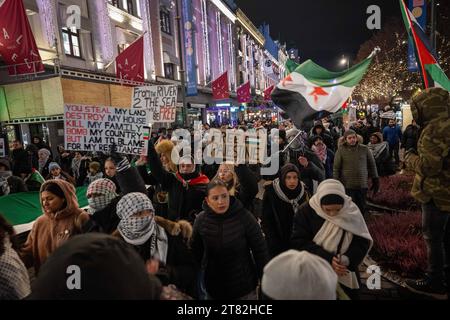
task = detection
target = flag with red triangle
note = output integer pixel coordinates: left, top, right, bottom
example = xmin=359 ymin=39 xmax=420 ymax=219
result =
xmin=0 ymin=0 xmax=44 ymax=75
xmin=237 ymin=81 xmax=251 ymax=103
xmin=272 ymin=49 xmax=376 ymax=128
xmin=212 ymin=71 xmax=229 ymax=100
xmin=116 ymin=36 xmax=144 ymax=82
xmin=264 ymin=85 xmax=274 ymax=101
xmin=399 ymin=0 xmax=450 ymax=90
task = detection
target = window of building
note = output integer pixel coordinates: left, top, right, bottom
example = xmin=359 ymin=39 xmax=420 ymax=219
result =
xmin=126 ymin=0 xmax=134 ymax=16
xmin=111 ymin=0 xmax=120 ymax=8
xmin=62 ymin=27 xmax=81 ymax=58
xmin=164 ymin=63 xmax=175 ymax=80
xmin=160 ymin=10 xmax=171 ymax=35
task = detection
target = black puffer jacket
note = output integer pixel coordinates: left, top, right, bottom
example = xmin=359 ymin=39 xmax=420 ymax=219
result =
xmin=192 ymin=197 xmax=269 ymax=299
xmin=11 ymin=148 xmax=30 ymax=176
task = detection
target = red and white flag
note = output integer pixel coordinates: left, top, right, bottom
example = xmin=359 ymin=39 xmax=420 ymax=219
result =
xmin=237 ymin=81 xmax=251 ymax=103
xmin=264 ymin=85 xmax=274 ymax=101
xmin=212 ymin=71 xmax=229 ymax=100
xmin=116 ymin=36 xmax=144 ymax=82
xmin=0 ymin=0 xmax=44 ymax=75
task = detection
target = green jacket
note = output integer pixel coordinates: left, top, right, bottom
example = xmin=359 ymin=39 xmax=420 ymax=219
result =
xmin=405 ymin=88 xmax=450 ymax=212
xmin=333 ymin=142 xmax=378 ymax=189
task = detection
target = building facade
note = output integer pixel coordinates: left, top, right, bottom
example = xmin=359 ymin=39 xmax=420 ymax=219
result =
xmin=0 ymin=0 xmax=287 ymax=153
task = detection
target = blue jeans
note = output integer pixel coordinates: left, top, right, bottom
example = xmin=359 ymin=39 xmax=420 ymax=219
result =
xmin=422 ymin=201 xmax=450 ymax=284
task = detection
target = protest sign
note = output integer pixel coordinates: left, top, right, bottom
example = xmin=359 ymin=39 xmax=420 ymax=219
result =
xmin=64 ymin=104 xmax=150 ymax=155
xmin=132 ymin=85 xmax=177 ymax=123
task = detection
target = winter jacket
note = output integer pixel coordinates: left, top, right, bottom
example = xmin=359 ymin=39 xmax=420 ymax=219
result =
xmin=404 ymin=88 xmax=450 ymax=212
xmin=333 ymin=141 xmax=378 ymax=189
xmin=262 ymin=183 xmax=309 ymax=258
xmin=113 ymin=217 xmax=198 ymax=297
xmin=368 ymin=142 xmax=395 ymax=177
xmin=291 ymin=202 xmax=371 ymax=272
xmin=233 ymin=164 xmax=259 ymax=211
xmin=401 ymin=124 xmax=420 ymax=151
xmin=147 ymin=142 xmax=209 ymax=222
xmin=382 ymin=125 xmax=402 ymax=146
xmin=21 ymin=180 xmax=89 ymax=272
xmin=11 ymin=148 xmax=30 ymax=176
xmin=192 ymin=197 xmax=269 ymax=299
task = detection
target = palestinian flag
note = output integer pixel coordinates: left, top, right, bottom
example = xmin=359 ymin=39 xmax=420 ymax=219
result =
xmin=143 ymin=132 xmax=150 ymax=140
xmin=399 ymin=0 xmax=450 ymax=90
xmin=272 ymin=49 xmax=377 ymax=128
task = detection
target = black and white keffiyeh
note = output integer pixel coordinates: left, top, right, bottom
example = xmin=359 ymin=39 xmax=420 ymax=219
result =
xmin=116 ymin=193 xmax=168 ymax=264
xmin=273 ymin=178 xmax=305 ymax=214
xmin=0 ymin=236 xmax=31 ymax=299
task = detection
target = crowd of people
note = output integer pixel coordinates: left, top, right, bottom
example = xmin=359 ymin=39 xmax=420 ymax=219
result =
xmin=0 ymin=88 xmax=448 ymax=300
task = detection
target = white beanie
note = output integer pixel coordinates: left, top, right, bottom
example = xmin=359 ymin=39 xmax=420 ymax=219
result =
xmin=262 ymin=250 xmax=337 ymax=300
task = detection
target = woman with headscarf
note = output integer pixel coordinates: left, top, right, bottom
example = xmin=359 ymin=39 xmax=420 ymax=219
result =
xmin=291 ymin=179 xmax=373 ymax=299
xmin=311 ymin=136 xmax=335 ymax=179
xmin=113 ymin=192 xmax=197 ymax=297
xmin=261 ymin=163 xmax=309 ymax=258
xmin=20 ymin=180 xmax=90 ymax=273
xmin=212 ymin=163 xmax=258 ymax=211
xmin=191 ymin=180 xmax=269 ymax=300
xmin=368 ymin=132 xmax=395 ymax=177
xmin=37 ymin=148 xmax=52 ymax=178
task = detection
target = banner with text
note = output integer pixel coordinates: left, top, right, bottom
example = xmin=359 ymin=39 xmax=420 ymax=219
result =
xmin=132 ymin=85 xmax=177 ymax=123
xmin=64 ymin=104 xmax=150 ymax=155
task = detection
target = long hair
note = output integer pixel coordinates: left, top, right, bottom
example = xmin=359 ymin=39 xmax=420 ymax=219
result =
xmin=0 ymin=214 xmax=19 ymax=256
xmin=212 ymin=163 xmax=240 ymax=196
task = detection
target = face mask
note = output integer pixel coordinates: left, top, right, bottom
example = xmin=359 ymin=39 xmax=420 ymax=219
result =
xmin=87 ymin=192 xmax=116 ymax=213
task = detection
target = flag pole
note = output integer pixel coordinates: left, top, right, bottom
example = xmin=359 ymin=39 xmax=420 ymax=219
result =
xmin=103 ymin=31 xmax=148 ymax=71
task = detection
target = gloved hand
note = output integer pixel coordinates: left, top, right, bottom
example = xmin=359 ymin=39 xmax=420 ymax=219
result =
xmin=371 ymin=177 xmax=380 ymax=194
xmin=109 ymin=143 xmax=130 ymax=173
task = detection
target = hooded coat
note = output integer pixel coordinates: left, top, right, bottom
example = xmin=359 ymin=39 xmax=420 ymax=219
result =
xmin=192 ymin=197 xmax=269 ymax=299
xmin=404 ymin=88 xmax=450 ymax=212
xmin=21 ymin=180 xmax=89 ymax=272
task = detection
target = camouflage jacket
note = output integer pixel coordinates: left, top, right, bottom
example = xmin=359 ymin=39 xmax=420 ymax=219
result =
xmin=404 ymin=88 xmax=450 ymax=212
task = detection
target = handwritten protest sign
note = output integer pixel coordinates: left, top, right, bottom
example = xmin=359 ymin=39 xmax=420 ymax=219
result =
xmin=64 ymin=104 xmax=150 ymax=155
xmin=132 ymin=85 xmax=177 ymax=123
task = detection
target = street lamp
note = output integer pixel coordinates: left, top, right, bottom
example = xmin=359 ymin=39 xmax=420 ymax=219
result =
xmin=340 ymin=55 xmax=349 ymax=71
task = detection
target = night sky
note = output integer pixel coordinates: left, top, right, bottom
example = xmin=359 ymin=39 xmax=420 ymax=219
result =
xmin=235 ymin=0 xmax=400 ymax=69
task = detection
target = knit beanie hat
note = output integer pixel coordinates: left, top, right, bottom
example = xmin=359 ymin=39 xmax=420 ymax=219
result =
xmin=48 ymin=162 xmax=61 ymax=171
xmin=262 ymin=250 xmax=337 ymax=300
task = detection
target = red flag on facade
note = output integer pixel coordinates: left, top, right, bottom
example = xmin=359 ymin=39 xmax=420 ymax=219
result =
xmin=0 ymin=0 xmax=44 ymax=75
xmin=212 ymin=71 xmax=229 ymax=100
xmin=116 ymin=36 xmax=144 ymax=82
xmin=264 ymin=85 xmax=275 ymax=101
xmin=237 ymin=81 xmax=251 ymax=103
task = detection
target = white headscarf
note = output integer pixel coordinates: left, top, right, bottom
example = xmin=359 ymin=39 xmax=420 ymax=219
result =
xmin=309 ymin=179 xmax=373 ymax=289
xmin=116 ymin=193 xmax=168 ymax=264
xmin=38 ymin=148 xmax=50 ymax=173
